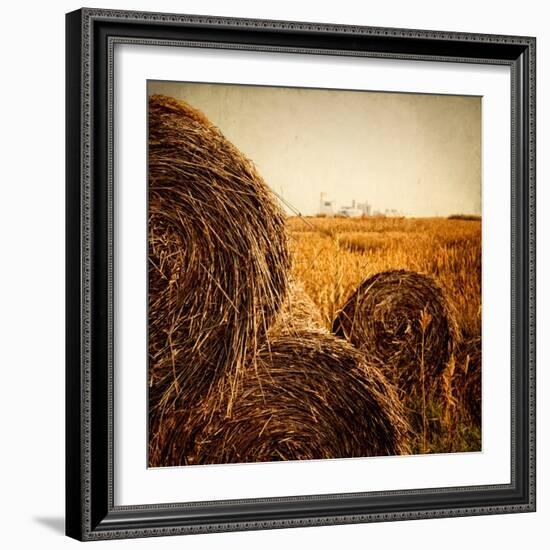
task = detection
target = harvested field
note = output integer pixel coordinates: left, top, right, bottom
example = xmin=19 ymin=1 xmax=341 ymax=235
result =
xmin=287 ymin=215 xmax=482 ymax=453
xmin=148 ymin=95 xmax=414 ymax=466
xmin=148 ymin=93 xmax=481 ymax=465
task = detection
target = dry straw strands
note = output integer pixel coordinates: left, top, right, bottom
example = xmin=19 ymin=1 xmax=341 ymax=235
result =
xmin=270 ymin=280 xmax=326 ymax=335
xmin=150 ymin=330 xmax=411 ymax=467
xmin=332 ymin=269 xmax=460 ymax=396
xmin=148 ymin=94 xmax=290 ymax=421
xmin=148 ymin=94 xmax=429 ymax=467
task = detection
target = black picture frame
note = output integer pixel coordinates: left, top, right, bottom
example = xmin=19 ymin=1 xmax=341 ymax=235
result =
xmin=66 ymin=7 xmax=536 ymax=541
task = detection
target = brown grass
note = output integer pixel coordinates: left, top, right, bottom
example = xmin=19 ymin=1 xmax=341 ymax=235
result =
xmin=454 ymin=336 xmax=482 ymax=426
xmin=448 ymin=214 xmax=481 ymax=221
xmin=288 ymin=216 xmax=481 ymax=338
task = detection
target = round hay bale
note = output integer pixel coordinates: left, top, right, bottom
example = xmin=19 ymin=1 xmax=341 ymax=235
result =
xmin=150 ymin=330 xmax=411 ymax=466
xmin=454 ymin=336 xmax=481 ymax=425
xmin=332 ymin=269 xmax=459 ymax=395
xmin=148 ymin=94 xmax=290 ymax=415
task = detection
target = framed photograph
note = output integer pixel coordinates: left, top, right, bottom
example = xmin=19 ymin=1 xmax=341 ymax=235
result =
xmin=65 ymin=8 xmax=536 ymax=541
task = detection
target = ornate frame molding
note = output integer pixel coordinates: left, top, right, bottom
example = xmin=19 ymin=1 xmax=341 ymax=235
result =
xmin=66 ymin=8 xmax=536 ymax=541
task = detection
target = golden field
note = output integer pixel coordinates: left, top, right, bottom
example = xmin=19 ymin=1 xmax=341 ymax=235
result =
xmin=287 ymin=215 xmax=482 ymax=454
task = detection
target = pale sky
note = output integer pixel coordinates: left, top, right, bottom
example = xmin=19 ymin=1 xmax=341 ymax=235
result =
xmin=149 ymin=81 xmax=481 ymax=217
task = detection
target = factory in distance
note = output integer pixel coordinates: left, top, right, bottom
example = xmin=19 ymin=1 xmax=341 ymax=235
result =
xmin=319 ymin=193 xmax=400 ymax=218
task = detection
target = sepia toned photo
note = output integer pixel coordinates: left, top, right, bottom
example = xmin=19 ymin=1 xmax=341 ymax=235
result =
xmin=147 ymin=81 xmax=482 ymax=468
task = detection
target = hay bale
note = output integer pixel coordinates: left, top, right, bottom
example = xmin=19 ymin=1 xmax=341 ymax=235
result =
xmin=148 ymin=94 xmax=290 ymax=416
xmin=270 ymin=280 xmax=326 ymax=334
xmin=454 ymin=336 xmax=481 ymax=425
xmin=332 ymin=269 xmax=459 ymax=395
xmin=150 ymin=330 xmax=411 ymax=466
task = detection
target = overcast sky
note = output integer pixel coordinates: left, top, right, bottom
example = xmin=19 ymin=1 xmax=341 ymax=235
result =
xmin=149 ymin=81 xmax=481 ymax=217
